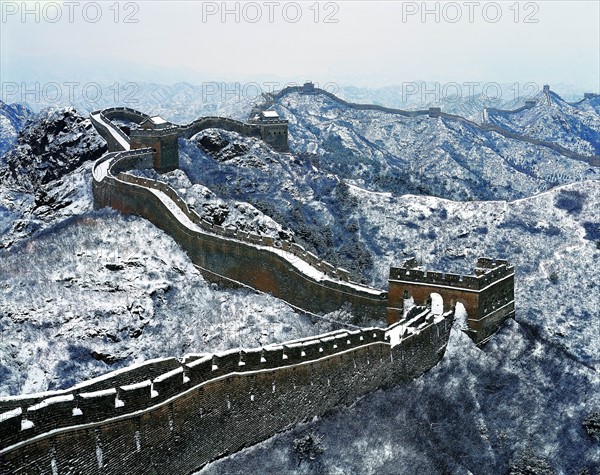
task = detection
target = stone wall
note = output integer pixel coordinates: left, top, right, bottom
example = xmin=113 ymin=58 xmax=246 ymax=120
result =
xmin=92 ymin=152 xmax=388 ymax=321
xmin=0 ymin=314 xmax=453 ymax=474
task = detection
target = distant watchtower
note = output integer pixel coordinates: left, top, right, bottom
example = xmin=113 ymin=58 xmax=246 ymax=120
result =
xmin=249 ymin=110 xmax=289 ymax=152
xmin=130 ymin=115 xmax=180 ymax=172
xmin=387 ymin=257 xmax=515 ymax=345
xmin=301 ymin=81 xmax=316 ymax=94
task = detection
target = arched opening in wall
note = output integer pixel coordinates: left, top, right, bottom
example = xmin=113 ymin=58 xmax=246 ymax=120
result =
xmin=429 ymin=292 xmax=443 ymax=316
xmin=454 ymin=302 xmax=468 ymax=329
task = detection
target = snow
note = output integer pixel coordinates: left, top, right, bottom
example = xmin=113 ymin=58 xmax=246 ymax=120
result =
xmin=261 ymin=111 xmax=280 ymax=119
xmin=0 ymin=407 xmax=22 ymax=422
xmin=153 ymin=367 xmax=183 ymax=383
xmin=21 ymin=419 xmax=34 ymax=430
xmin=28 ymin=394 xmax=74 ymax=411
xmin=120 ymin=380 xmax=152 ymax=391
xmin=79 ymin=388 xmax=116 ymax=399
xmin=150 ymin=115 xmax=168 ymax=125
xmin=90 ymin=112 xmax=130 ymax=151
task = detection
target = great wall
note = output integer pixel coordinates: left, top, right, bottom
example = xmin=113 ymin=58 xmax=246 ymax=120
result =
xmin=0 ymin=84 xmax=538 ymax=474
xmin=264 ymin=82 xmax=600 ymax=167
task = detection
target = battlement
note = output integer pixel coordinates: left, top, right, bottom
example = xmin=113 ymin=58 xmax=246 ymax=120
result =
xmin=0 ymin=311 xmax=451 ymax=466
xmin=389 ymin=257 xmax=514 ymax=292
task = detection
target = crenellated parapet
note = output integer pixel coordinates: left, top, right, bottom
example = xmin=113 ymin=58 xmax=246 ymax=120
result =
xmin=0 ymin=310 xmax=453 ymax=474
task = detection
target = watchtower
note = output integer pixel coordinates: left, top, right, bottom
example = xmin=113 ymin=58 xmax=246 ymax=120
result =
xmin=130 ymin=115 xmax=180 ymax=172
xmin=249 ymin=110 xmax=289 ymax=152
xmin=387 ymin=257 xmax=515 ymax=345
xmin=301 ymin=81 xmax=316 ymax=94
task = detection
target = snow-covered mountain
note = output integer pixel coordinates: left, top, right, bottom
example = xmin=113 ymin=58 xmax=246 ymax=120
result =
xmin=0 ymin=108 xmax=106 ymax=248
xmin=0 ymin=89 xmax=598 ymax=474
xmin=487 ymin=91 xmax=600 ymax=155
xmin=0 ymin=101 xmax=33 ymax=158
xmin=266 ymin=90 xmax=598 ymax=201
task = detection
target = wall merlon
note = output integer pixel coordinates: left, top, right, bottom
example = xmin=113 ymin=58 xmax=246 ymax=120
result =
xmin=282 ymin=342 xmax=304 ymax=363
xmin=26 ymin=395 xmax=76 ymax=434
xmin=261 ymin=345 xmax=285 ymax=368
xmin=239 ymin=349 xmax=263 ymax=369
xmin=301 ymin=340 xmax=324 ymax=359
xmin=75 ymin=391 xmax=118 ymax=424
xmin=153 ymin=367 xmax=187 ymax=400
xmin=0 ymin=408 xmax=22 ymax=447
xmin=118 ymin=380 xmax=152 ymax=412
xmin=185 ymin=356 xmax=213 ymax=386
xmin=213 ymin=351 xmax=242 ymax=376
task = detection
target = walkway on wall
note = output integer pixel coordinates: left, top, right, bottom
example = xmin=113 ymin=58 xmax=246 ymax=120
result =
xmin=90 ymin=111 xmax=131 ymax=151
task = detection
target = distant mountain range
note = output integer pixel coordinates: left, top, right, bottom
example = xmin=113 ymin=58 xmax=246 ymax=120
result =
xmin=261 ymin=88 xmax=598 ymax=201
xmin=486 ymin=90 xmax=600 ymax=155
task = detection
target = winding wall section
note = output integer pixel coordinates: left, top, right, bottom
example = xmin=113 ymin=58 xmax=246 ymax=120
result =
xmin=266 ymin=85 xmax=600 ymax=167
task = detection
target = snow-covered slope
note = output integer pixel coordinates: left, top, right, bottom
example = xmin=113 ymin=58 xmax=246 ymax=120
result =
xmin=487 ymin=91 xmax=600 ymax=155
xmin=0 ymin=101 xmax=33 ymax=158
xmin=0 ymin=108 xmax=107 ymax=248
xmin=0 ymin=211 xmax=339 ymax=396
xmin=270 ymin=91 xmax=598 ymax=201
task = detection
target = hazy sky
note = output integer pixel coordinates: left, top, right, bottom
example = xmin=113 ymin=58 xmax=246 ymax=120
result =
xmin=1 ymin=1 xmax=599 ymax=90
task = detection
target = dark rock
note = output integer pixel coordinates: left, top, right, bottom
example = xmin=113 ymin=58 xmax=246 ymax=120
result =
xmin=105 ymin=263 xmax=124 ymax=271
xmin=0 ymin=107 xmax=107 ymax=192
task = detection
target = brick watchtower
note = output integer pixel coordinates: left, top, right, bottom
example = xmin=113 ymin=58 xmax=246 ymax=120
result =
xmin=248 ymin=110 xmax=289 ymax=152
xmin=130 ymin=115 xmax=180 ymax=172
xmin=387 ymin=257 xmax=515 ymax=345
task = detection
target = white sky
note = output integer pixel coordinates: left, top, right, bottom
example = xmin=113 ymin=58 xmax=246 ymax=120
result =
xmin=1 ymin=1 xmax=599 ymax=90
